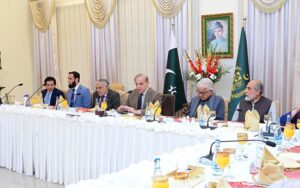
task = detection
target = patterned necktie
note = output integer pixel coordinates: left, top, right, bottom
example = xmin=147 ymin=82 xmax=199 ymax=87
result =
xmin=70 ymin=89 xmax=75 ymax=107
xmin=137 ymin=93 xmax=143 ymax=110
xmin=45 ymin=92 xmax=51 ymax=105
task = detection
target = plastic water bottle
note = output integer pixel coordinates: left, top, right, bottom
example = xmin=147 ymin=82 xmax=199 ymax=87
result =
xmin=153 ymin=157 xmax=162 ymax=176
xmin=145 ymin=103 xmax=152 ymax=121
xmin=23 ymin=94 xmax=29 ymax=106
xmin=274 ymin=118 xmax=283 ymax=145
xmin=211 ymin=139 xmax=222 ymax=176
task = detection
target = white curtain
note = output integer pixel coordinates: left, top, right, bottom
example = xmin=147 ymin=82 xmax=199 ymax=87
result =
xmin=56 ymin=3 xmax=91 ymax=90
xmin=33 ymin=12 xmax=62 ymax=89
xmin=154 ymin=0 xmax=188 ymax=94
xmin=246 ymin=0 xmax=299 ymax=115
xmin=90 ymin=12 xmax=118 ymax=88
xmin=116 ymin=0 xmax=155 ymax=91
xmin=293 ymin=2 xmax=300 ymax=108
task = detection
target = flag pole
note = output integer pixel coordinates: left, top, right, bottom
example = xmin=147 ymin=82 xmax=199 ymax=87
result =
xmin=242 ymin=17 xmax=247 ymax=28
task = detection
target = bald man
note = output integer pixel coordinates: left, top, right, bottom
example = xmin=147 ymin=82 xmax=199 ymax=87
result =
xmin=117 ymin=74 xmax=161 ymax=115
xmin=232 ymin=79 xmax=276 ymax=123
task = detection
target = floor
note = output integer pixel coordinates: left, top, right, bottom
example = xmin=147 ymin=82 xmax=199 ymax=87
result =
xmin=0 ymin=167 xmax=64 ymax=188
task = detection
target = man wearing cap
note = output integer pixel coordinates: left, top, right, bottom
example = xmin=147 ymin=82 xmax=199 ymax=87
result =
xmin=208 ymin=21 xmax=228 ymax=52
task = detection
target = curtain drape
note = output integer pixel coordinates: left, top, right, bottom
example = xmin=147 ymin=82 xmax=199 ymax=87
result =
xmin=116 ymin=0 xmax=155 ymax=91
xmin=252 ymin=0 xmax=287 ymax=13
xmin=247 ymin=0 xmax=299 ymax=115
xmin=152 ymin=0 xmax=186 ymax=18
xmin=85 ymin=0 xmax=116 ymax=29
xmin=56 ymin=3 xmax=91 ymax=89
xmin=90 ymin=11 xmax=118 ymax=88
xmin=29 ymin=0 xmax=55 ymax=32
xmin=293 ymin=2 xmax=300 ymax=108
xmin=33 ymin=12 xmax=61 ymax=90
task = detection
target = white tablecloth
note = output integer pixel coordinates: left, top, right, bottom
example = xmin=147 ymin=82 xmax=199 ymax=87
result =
xmin=65 ymin=128 xmax=276 ymax=188
xmin=0 ymin=105 xmax=214 ymax=184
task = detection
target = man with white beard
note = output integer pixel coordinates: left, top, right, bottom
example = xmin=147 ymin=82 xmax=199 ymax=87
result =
xmin=231 ymin=79 xmax=276 ymax=123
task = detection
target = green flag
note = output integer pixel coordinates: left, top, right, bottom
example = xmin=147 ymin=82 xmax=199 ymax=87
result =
xmin=163 ymin=30 xmax=187 ymax=112
xmin=228 ymin=27 xmax=250 ymax=120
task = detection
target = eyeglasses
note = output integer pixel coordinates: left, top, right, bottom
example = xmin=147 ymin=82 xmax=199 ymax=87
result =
xmin=196 ymin=90 xmax=211 ymax=95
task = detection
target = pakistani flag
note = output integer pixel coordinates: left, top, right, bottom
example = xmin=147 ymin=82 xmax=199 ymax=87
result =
xmin=228 ymin=27 xmax=250 ymax=120
xmin=163 ymin=30 xmax=187 ymax=112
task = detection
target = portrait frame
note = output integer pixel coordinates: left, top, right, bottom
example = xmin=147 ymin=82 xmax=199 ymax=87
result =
xmin=201 ymin=13 xmax=233 ymax=58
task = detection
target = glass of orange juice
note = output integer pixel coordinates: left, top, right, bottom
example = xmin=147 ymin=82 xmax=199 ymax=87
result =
xmin=297 ymin=119 xmax=300 ymax=129
xmin=284 ymin=123 xmax=295 ymax=140
xmin=152 ymin=175 xmax=169 ymax=188
xmin=216 ymin=152 xmax=230 ymax=176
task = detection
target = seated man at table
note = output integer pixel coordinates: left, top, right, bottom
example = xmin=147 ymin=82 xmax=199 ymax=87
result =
xmin=67 ymin=71 xmax=91 ymax=108
xmin=91 ymin=79 xmax=120 ymax=110
xmin=42 ymin=76 xmax=65 ymax=106
xmin=117 ymin=73 xmax=161 ymax=115
xmin=280 ymin=106 xmax=300 ymax=126
xmin=231 ymin=79 xmax=276 ymax=123
xmin=188 ymin=78 xmax=225 ymax=120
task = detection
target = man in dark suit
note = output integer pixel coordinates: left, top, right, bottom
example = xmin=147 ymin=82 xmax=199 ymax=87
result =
xmin=42 ymin=77 xmax=65 ymax=106
xmin=67 ymin=71 xmax=91 ymax=108
xmin=91 ymin=79 xmax=120 ymax=110
xmin=117 ymin=74 xmax=162 ymax=115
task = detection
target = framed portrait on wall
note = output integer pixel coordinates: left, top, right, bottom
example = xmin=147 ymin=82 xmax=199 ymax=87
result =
xmin=201 ymin=13 xmax=233 ymax=58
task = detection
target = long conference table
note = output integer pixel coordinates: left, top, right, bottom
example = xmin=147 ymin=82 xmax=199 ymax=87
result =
xmin=0 ymin=105 xmax=215 ymax=185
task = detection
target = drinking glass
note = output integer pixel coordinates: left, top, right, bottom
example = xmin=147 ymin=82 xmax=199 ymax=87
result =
xmin=283 ymin=123 xmax=295 ymax=147
xmin=237 ymin=132 xmax=248 ymax=160
xmin=215 ymin=152 xmax=230 ymax=175
xmin=152 ymin=175 xmax=169 ymax=188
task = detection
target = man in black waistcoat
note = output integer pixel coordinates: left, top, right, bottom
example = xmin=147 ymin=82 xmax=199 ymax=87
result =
xmin=231 ymin=79 xmax=276 ymax=123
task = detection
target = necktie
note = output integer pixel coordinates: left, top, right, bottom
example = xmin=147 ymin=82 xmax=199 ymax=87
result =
xmin=137 ymin=93 xmax=143 ymax=110
xmin=70 ymin=89 xmax=75 ymax=107
xmin=99 ymin=96 xmax=105 ymax=106
xmin=45 ymin=92 xmax=51 ymax=105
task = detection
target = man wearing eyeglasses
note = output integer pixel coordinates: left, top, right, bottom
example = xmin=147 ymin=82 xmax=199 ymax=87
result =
xmin=188 ymin=78 xmax=225 ymax=120
xmin=231 ymin=79 xmax=276 ymax=123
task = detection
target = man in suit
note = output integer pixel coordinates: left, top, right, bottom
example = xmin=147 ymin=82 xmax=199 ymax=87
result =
xmin=91 ymin=79 xmax=120 ymax=110
xmin=231 ymin=79 xmax=276 ymax=123
xmin=117 ymin=74 xmax=162 ymax=115
xmin=188 ymin=78 xmax=225 ymax=120
xmin=42 ymin=77 xmax=65 ymax=106
xmin=67 ymin=71 xmax=91 ymax=108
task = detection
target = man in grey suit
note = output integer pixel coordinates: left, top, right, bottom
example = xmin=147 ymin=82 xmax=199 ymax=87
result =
xmin=91 ymin=79 xmax=120 ymax=110
xmin=117 ymin=74 xmax=161 ymax=115
xmin=188 ymin=78 xmax=225 ymax=120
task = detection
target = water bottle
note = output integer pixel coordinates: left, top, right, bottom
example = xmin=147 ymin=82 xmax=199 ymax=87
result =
xmin=55 ymin=96 xmax=61 ymax=110
xmin=211 ymin=139 xmax=222 ymax=176
xmin=274 ymin=118 xmax=283 ymax=145
xmin=23 ymin=94 xmax=29 ymax=106
xmin=153 ymin=157 xmax=162 ymax=176
xmin=145 ymin=103 xmax=152 ymax=121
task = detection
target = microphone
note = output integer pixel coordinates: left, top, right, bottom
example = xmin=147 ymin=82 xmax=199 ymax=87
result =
xmin=26 ymin=84 xmax=45 ymax=106
xmin=199 ymin=111 xmax=227 ymax=130
xmin=108 ymin=90 xmax=132 ymax=110
xmin=199 ymin=139 xmax=276 ymax=164
xmin=1 ymin=83 xmax=23 ymax=103
xmin=55 ymin=93 xmax=81 ymax=110
xmin=146 ymin=95 xmax=167 ymax=122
